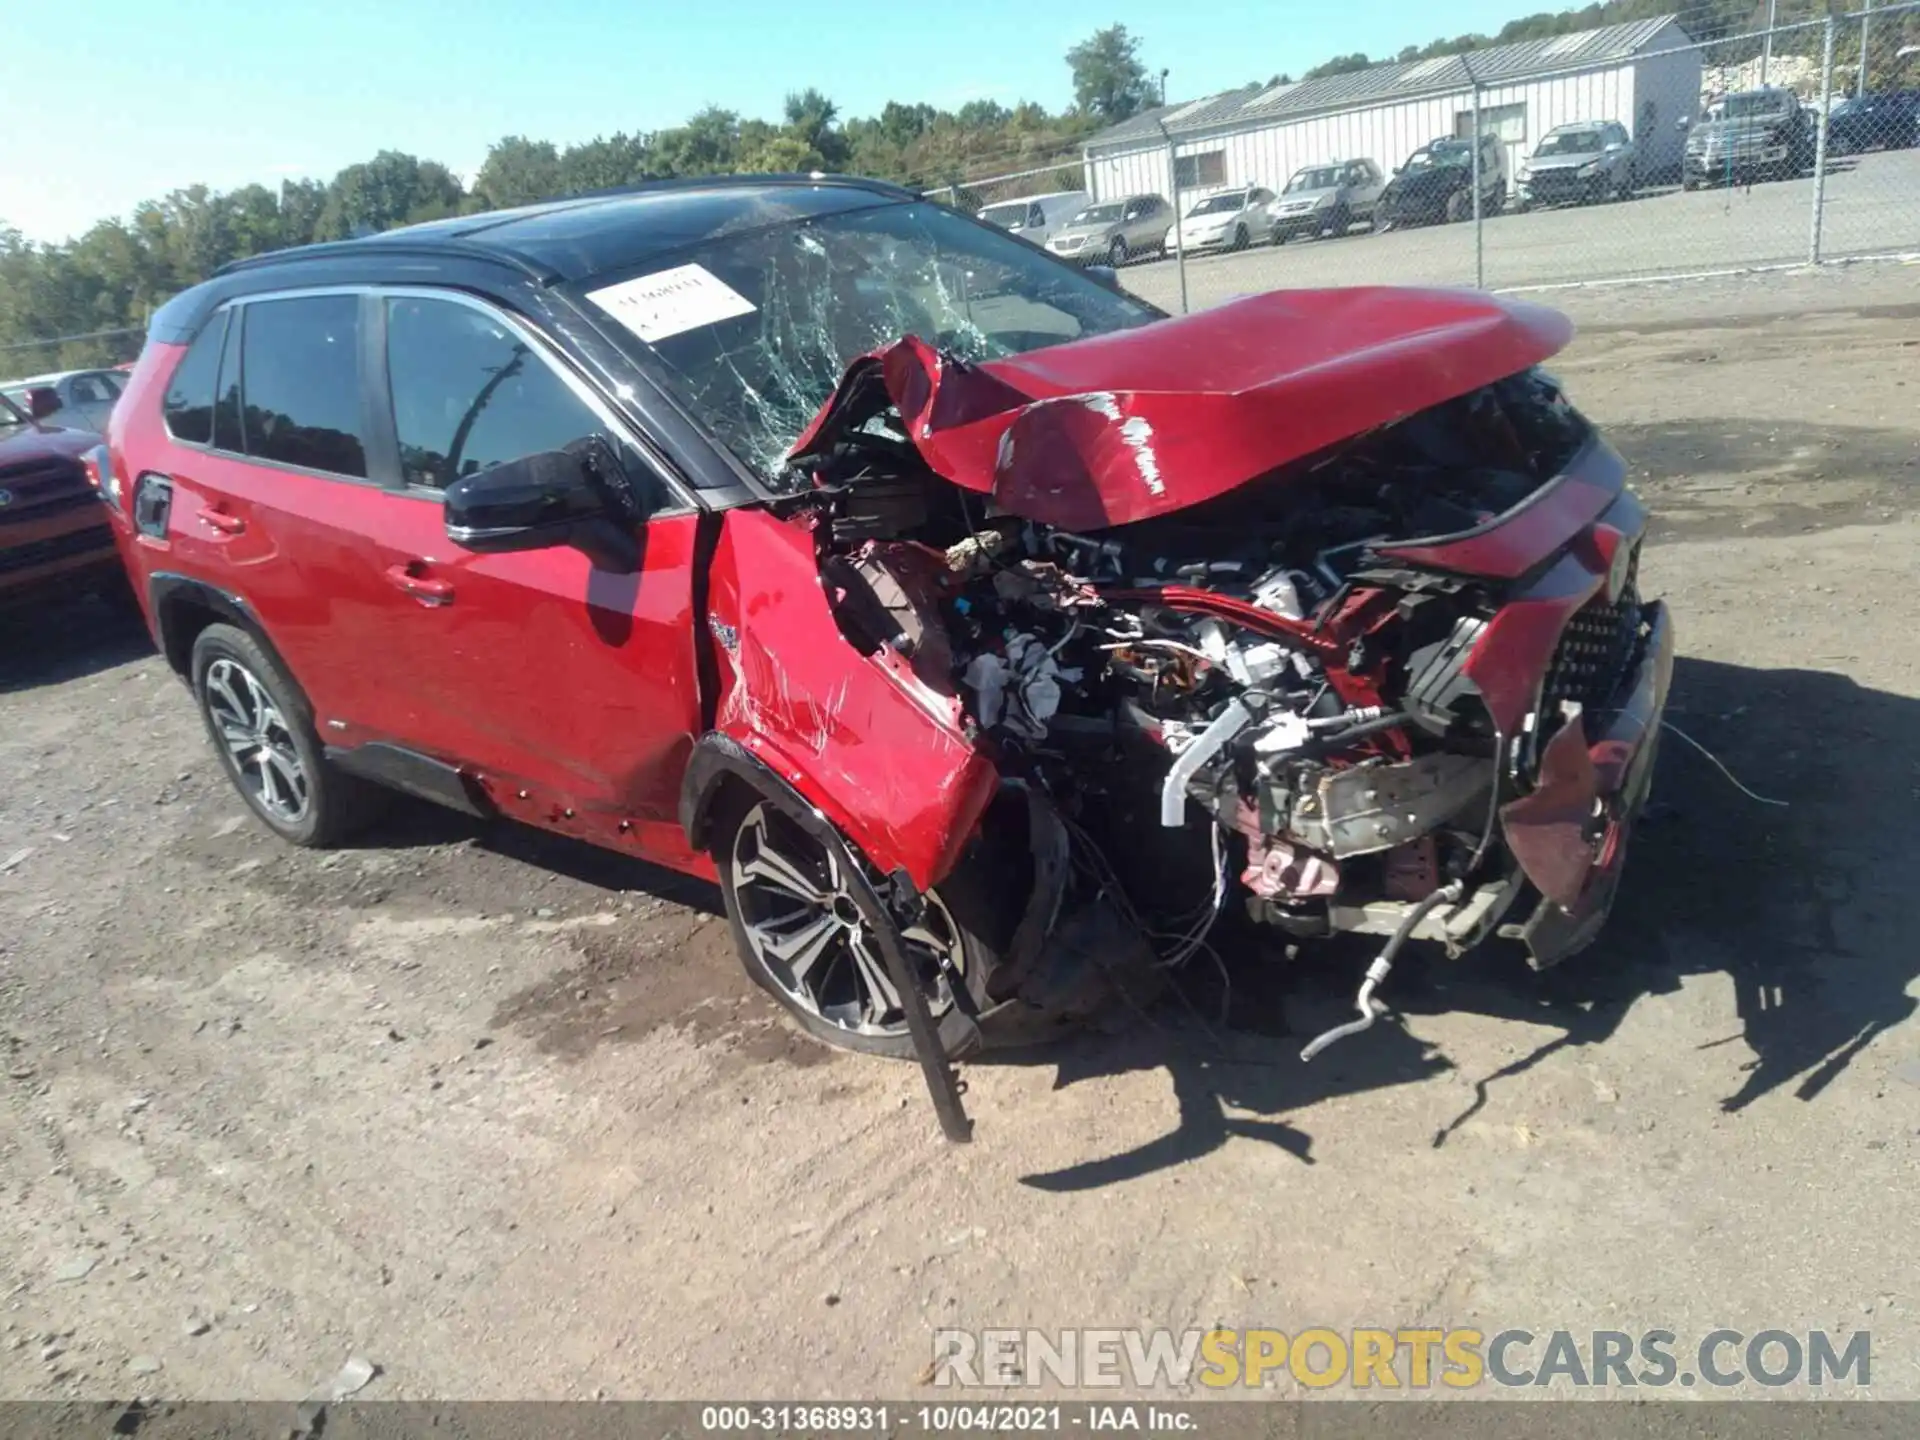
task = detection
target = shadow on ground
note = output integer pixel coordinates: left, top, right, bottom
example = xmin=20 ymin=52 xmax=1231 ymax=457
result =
xmin=0 ymin=589 xmax=153 ymax=692
xmin=992 ymin=653 xmax=1919 ymax=1190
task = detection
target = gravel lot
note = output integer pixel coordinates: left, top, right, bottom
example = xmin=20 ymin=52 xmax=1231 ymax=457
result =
xmin=2 ymin=265 xmax=1918 ymax=1405
xmin=1117 ymin=147 xmax=1920 ymax=307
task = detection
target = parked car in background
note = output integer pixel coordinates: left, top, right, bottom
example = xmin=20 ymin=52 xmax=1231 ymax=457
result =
xmin=1163 ymin=186 xmax=1275 ymax=255
xmin=974 ymin=190 xmax=1090 ymax=247
xmin=1517 ymin=121 xmax=1637 ymax=208
xmin=1266 ymin=159 xmax=1385 ymax=242
xmin=1375 ymin=133 xmax=1508 ymax=229
xmin=1683 ymin=87 xmax=1816 ymax=187
xmin=0 ymin=389 xmax=122 ymax=612
xmin=1825 ymin=89 xmax=1920 ymax=153
xmin=1045 ymin=194 xmax=1171 ymax=266
xmin=0 ymin=368 xmax=127 ymax=435
xmin=100 ymin=176 xmax=1670 ymax=1106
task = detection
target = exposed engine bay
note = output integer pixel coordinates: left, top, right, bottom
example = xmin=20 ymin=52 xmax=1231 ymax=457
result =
xmin=779 ymin=359 xmax=1663 ymax=1064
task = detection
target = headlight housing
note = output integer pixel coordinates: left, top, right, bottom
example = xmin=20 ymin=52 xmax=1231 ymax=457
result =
xmin=1578 ymin=160 xmax=1605 ymax=176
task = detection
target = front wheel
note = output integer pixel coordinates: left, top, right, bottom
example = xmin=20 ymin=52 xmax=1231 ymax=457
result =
xmin=1445 ymin=190 xmax=1470 ymax=223
xmin=1231 ymin=224 xmax=1249 ymax=251
xmin=1108 ymin=236 xmax=1128 ymax=268
xmin=715 ymin=795 xmax=1009 ymax=1060
xmin=1321 ymin=204 xmax=1350 ymax=237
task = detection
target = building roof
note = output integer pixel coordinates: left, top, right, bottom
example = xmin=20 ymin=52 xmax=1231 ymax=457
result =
xmin=1088 ymin=15 xmax=1688 ymax=152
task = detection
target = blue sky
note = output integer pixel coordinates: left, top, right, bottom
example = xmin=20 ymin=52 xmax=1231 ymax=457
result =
xmin=4 ymin=0 xmax=1535 ymax=242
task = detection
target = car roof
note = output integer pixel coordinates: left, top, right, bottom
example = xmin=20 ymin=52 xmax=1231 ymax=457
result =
xmin=217 ymin=174 xmax=920 ymax=288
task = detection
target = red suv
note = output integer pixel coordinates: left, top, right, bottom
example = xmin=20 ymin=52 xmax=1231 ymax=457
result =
xmin=106 ymin=177 xmax=1671 ymax=1121
xmin=1 ymin=389 xmax=123 ymax=611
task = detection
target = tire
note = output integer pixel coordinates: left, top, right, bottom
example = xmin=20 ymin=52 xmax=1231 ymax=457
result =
xmin=1108 ymin=236 xmax=1128 ymax=268
xmin=190 ymin=622 xmax=383 ymax=847
xmin=712 ymin=789 xmax=1011 ymax=1061
xmin=1445 ymin=190 xmax=1470 ymax=223
xmin=1322 ymin=204 xmax=1350 ymax=238
xmin=1231 ymin=224 xmax=1249 ymax=251
xmin=1682 ymin=176 xmax=1699 ymax=191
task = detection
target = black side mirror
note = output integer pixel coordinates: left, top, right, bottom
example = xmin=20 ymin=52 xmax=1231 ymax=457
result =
xmin=444 ymin=446 xmax=640 ymax=571
xmin=1084 ymin=264 xmax=1121 ymax=291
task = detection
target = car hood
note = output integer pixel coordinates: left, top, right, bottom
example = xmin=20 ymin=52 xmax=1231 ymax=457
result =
xmin=1692 ymin=115 xmax=1790 ymax=141
xmin=1274 ymin=187 xmax=1338 ymax=206
xmin=1049 ymin=222 xmax=1116 ymax=242
xmin=0 ymin=422 xmax=94 ymax=469
xmin=1526 ymin=151 xmax=1605 ymax=171
xmin=787 ymin=285 xmax=1574 ymax=530
xmin=1386 ymin=167 xmax=1467 ymax=195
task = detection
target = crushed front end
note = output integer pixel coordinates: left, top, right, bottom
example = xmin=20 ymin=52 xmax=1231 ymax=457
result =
xmin=776 ymin=290 xmax=1671 ymax=1065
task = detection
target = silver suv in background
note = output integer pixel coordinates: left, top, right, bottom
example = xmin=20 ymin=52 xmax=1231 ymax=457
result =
xmin=0 ymin=368 xmax=125 ymax=435
xmin=1044 ymin=194 xmax=1172 ymax=266
xmin=1517 ymin=121 xmax=1637 ymax=208
xmin=1267 ymin=159 xmax=1385 ymax=242
xmin=975 ymin=190 xmax=1091 ymax=247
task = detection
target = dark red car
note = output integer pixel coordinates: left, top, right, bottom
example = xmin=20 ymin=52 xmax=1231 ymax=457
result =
xmin=1 ymin=388 xmax=122 ymax=611
xmin=104 ymin=177 xmax=1671 ymax=1130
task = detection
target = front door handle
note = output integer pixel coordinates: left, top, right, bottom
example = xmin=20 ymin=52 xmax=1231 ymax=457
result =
xmin=385 ymin=563 xmax=454 ymax=606
xmin=200 ymin=509 xmax=246 ymax=535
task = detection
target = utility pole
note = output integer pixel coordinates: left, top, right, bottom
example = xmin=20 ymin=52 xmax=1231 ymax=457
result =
xmin=1160 ymin=68 xmax=1170 ymax=107
xmin=1761 ymin=0 xmax=1778 ymax=87
xmin=1154 ymin=115 xmax=1188 ymax=315
xmin=1859 ymin=0 xmax=1872 ymax=96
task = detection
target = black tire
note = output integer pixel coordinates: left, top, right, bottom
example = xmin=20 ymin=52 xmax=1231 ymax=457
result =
xmin=711 ymin=785 xmax=1011 ymax=1061
xmin=1445 ymin=190 xmax=1470 ymax=223
xmin=1231 ymin=224 xmax=1249 ymax=251
xmin=189 ymin=622 xmax=383 ymax=847
xmin=1108 ymin=236 xmax=1128 ymax=268
xmin=1682 ymin=176 xmax=1699 ymax=191
xmin=1322 ymin=204 xmax=1350 ymax=238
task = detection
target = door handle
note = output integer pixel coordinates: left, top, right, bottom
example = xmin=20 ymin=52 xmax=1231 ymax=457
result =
xmin=200 ymin=509 xmax=246 ymax=535
xmin=385 ymin=563 xmax=454 ymax=606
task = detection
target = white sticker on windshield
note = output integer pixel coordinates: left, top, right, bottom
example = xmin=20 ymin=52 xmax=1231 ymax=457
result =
xmin=585 ymin=264 xmax=757 ymax=343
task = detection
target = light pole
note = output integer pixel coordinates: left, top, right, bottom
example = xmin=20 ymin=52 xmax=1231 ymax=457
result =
xmin=1761 ymin=0 xmax=1778 ymax=87
xmin=1160 ymin=68 xmax=1169 ymax=107
xmin=1859 ymin=0 xmax=1873 ymax=96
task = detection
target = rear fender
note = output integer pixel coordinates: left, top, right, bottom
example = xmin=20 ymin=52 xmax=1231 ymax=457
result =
xmin=692 ymin=506 xmax=999 ymax=893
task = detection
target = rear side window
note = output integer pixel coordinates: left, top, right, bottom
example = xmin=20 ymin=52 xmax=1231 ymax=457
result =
xmin=384 ymin=295 xmax=662 ymax=509
xmin=162 ymin=313 xmax=227 ymax=445
xmin=238 ymin=296 xmax=368 ymax=478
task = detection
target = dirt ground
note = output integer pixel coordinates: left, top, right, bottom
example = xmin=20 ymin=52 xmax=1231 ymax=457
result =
xmin=2 ymin=264 xmax=1918 ymax=1404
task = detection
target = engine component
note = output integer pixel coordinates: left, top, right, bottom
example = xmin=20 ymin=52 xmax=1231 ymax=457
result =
xmin=1159 ymin=697 xmax=1256 ymax=826
xmin=1402 ymin=616 xmax=1489 ymax=737
xmin=1300 ymin=879 xmax=1465 ymax=1062
xmin=1286 ymin=752 xmax=1491 ymax=859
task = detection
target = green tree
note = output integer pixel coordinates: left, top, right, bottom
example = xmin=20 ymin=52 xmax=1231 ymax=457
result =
xmin=651 ymin=106 xmax=741 ymax=176
xmin=475 ymin=136 xmax=563 ymax=209
xmin=783 ymin=87 xmax=850 ymax=168
xmin=557 ymin=132 xmax=657 ymax=193
xmin=1066 ymin=24 xmax=1154 ymax=123
xmin=316 ymin=151 xmax=465 ymax=239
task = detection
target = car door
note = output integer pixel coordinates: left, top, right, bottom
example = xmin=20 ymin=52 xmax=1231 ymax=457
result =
xmin=1352 ymin=162 xmax=1385 ymax=214
xmin=358 ymin=290 xmax=705 ymax=830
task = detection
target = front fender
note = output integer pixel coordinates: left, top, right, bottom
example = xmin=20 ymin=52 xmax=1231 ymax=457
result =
xmin=691 ymin=507 xmax=999 ymax=893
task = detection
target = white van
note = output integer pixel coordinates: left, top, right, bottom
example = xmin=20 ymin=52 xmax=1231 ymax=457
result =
xmin=975 ymin=190 xmax=1092 ymax=247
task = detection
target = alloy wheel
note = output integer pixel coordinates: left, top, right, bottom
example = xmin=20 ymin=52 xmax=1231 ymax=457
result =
xmin=730 ymin=802 xmax=964 ymax=1038
xmin=204 ymin=657 xmax=310 ymax=824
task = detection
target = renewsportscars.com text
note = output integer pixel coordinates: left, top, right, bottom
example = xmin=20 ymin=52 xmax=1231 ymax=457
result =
xmin=931 ymin=1327 xmax=1873 ymax=1391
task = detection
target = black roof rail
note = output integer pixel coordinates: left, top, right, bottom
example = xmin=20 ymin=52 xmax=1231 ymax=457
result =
xmin=215 ymin=237 xmax=557 ymax=282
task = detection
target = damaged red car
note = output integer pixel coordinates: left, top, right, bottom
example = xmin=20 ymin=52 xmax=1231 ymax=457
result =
xmin=104 ymin=177 xmax=1671 ymax=1133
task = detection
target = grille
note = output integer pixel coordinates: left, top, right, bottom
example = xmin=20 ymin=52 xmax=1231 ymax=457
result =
xmin=0 ymin=524 xmax=114 ymax=576
xmin=1542 ymin=565 xmax=1641 ymax=719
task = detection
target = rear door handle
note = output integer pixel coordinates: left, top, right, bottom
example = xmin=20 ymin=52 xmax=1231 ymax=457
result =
xmin=200 ymin=509 xmax=246 ymax=535
xmin=385 ymin=563 xmax=454 ymax=606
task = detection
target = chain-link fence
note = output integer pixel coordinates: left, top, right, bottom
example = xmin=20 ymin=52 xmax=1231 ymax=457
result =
xmin=1017 ymin=3 xmax=1920 ymax=314
xmin=0 ymin=326 xmax=145 ymax=388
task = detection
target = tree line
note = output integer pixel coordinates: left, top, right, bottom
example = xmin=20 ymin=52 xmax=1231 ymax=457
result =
xmin=6 ymin=2 xmax=1914 ymax=376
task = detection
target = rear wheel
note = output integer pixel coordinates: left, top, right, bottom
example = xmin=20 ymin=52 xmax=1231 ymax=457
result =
xmin=190 ymin=623 xmax=383 ymax=847
xmin=714 ymin=794 xmax=1009 ymax=1060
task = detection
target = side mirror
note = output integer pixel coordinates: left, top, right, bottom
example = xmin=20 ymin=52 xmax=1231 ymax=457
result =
xmin=25 ymin=386 xmax=62 ymax=420
xmin=444 ymin=446 xmax=640 ymax=571
xmin=1084 ymin=264 xmax=1121 ymax=291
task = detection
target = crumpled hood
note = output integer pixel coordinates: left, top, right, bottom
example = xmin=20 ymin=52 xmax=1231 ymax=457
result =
xmin=786 ymin=286 xmax=1574 ymax=531
xmin=1526 ymin=151 xmax=1604 ymax=172
xmin=1692 ymin=115 xmax=1790 ymax=142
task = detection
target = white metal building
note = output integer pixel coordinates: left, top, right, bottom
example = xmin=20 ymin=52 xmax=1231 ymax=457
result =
xmin=1083 ymin=16 xmax=1701 ymax=206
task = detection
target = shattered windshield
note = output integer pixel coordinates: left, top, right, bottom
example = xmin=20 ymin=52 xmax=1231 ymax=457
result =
xmin=1406 ymin=141 xmax=1471 ymax=170
xmin=1286 ymin=167 xmax=1341 ymax=192
xmin=590 ymin=200 xmax=1158 ymax=482
xmin=1537 ymin=129 xmax=1603 ymax=155
xmin=1722 ymin=92 xmax=1791 ymax=119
